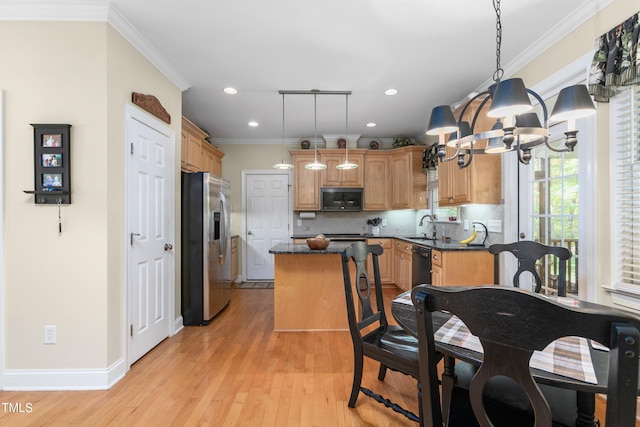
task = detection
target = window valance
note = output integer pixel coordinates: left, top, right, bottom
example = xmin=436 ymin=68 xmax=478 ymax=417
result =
xmin=588 ymin=11 xmax=640 ymax=102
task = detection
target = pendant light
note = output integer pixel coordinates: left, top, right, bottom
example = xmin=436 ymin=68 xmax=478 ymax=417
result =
xmin=273 ymin=93 xmax=294 ymax=170
xmin=336 ymin=93 xmax=358 ymax=170
xmin=305 ymin=92 xmax=327 ymax=170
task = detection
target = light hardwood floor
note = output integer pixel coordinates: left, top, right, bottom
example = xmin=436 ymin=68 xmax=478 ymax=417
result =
xmin=0 ymin=287 xmax=420 ymax=426
xmin=0 ymin=287 xmax=624 ymax=426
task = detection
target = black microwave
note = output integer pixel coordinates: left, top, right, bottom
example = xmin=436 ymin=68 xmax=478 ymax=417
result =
xmin=321 ymin=188 xmax=363 ymax=212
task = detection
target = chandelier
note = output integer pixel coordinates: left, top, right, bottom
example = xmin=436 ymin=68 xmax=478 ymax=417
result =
xmin=426 ymin=0 xmax=596 ymax=169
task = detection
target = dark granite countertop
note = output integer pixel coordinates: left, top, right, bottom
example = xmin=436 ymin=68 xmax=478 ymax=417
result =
xmin=269 ymin=242 xmax=354 ymax=255
xmin=290 ymin=235 xmax=488 ymax=251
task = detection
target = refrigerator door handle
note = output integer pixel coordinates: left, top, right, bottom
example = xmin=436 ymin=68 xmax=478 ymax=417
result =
xmin=219 ymin=198 xmax=227 ymax=263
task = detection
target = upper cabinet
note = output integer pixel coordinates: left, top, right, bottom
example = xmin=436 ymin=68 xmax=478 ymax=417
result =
xmin=181 ymin=116 xmax=224 ymax=176
xmin=292 ymin=146 xmax=428 ymax=211
xmin=291 ymin=150 xmax=320 ymax=211
xmin=363 ymin=151 xmax=391 ymax=210
xmin=320 ymin=149 xmax=365 ymax=187
xmin=390 ymin=146 xmax=428 ymax=210
xmin=438 ymin=100 xmax=501 ymax=206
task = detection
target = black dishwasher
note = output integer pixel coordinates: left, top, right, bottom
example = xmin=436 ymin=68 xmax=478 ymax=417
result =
xmin=411 ymin=245 xmax=432 ymax=287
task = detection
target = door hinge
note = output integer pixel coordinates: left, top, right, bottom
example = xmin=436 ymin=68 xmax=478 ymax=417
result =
xmin=130 ymin=143 xmax=134 ymax=155
xmin=130 ymin=324 xmax=133 ymax=337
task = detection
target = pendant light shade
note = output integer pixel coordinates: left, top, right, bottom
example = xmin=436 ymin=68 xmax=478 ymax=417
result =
xmin=488 ymin=78 xmax=532 ymax=118
xmin=513 ymin=112 xmax=547 ymax=144
xmin=446 ymin=121 xmax=471 ymax=147
xmin=273 ymin=93 xmax=294 ymax=170
xmin=305 ymin=92 xmax=327 ymax=170
xmin=549 ymin=84 xmax=596 ymax=122
xmin=426 ymin=105 xmax=458 ymax=136
xmin=484 ymin=119 xmax=512 ymax=153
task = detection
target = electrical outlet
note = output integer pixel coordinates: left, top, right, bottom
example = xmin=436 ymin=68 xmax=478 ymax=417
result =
xmin=381 ymin=218 xmax=387 ymax=227
xmin=297 ymin=219 xmax=302 ymax=226
xmin=44 ymin=325 xmax=56 ymax=344
xmin=463 ymin=219 xmax=469 ymax=230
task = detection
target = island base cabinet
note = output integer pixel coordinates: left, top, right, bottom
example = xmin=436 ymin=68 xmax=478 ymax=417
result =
xmin=273 ymin=253 xmax=352 ymax=331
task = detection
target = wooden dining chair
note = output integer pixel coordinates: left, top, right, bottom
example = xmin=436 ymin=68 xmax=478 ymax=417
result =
xmin=413 ymin=284 xmax=640 ymax=427
xmin=341 ymin=242 xmax=438 ymax=424
xmin=489 ymin=240 xmax=572 ymax=296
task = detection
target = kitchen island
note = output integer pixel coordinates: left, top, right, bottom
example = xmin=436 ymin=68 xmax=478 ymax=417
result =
xmin=269 ymin=242 xmax=354 ymax=331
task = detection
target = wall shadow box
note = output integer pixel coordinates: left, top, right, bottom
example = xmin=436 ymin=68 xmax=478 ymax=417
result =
xmin=28 ymin=124 xmax=71 ymax=204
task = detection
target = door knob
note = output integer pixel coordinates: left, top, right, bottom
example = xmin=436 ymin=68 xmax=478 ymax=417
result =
xmin=164 ymin=243 xmax=173 ymax=251
xmin=519 ymin=232 xmax=526 ymax=239
xmin=248 ymin=231 xmax=253 ymax=235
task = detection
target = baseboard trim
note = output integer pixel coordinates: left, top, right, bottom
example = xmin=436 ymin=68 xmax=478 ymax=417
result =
xmin=2 ymin=357 xmax=127 ymax=391
xmin=173 ymin=316 xmax=184 ymax=335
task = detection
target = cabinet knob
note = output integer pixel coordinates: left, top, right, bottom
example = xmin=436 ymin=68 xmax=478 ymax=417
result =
xmin=433 ymin=254 xmax=438 ymax=260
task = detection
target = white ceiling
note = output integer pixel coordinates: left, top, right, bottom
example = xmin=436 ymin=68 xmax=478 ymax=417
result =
xmin=4 ymin=0 xmax=606 ymax=144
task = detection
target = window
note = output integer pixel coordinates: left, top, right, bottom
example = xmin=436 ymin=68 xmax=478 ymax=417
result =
xmin=526 ymin=123 xmax=579 ymax=295
xmin=611 ymin=86 xmax=640 ymax=296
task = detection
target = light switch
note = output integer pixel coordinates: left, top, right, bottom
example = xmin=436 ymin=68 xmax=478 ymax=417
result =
xmin=488 ymin=220 xmax=502 ymax=233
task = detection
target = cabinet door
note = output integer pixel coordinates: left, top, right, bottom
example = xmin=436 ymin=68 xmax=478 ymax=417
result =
xmin=320 ymin=151 xmax=364 ymax=187
xmin=367 ymin=238 xmax=393 ymax=284
xmin=431 ymin=265 xmax=442 ymax=286
xmin=231 ymin=237 xmax=239 ymax=282
xmin=292 ymin=152 xmax=320 ymax=211
xmin=391 ymin=152 xmax=410 ymax=209
xmin=186 ymin=133 xmax=202 ymax=171
xmin=181 ymin=129 xmax=188 ymax=170
xmin=201 ymin=144 xmax=215 ymax=174
xmin=364 ymin=154 xmax=390 ymax=210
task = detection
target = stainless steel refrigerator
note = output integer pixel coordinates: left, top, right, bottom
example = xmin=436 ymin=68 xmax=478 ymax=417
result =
xmin=181 ymin=172 xmax=231 ymax=325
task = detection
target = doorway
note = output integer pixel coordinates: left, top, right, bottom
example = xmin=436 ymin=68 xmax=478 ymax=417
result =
xmin=125 ymin=105 xmax=175 ymax=365
xmin=243 ymin=171 xmax=292 ymax=281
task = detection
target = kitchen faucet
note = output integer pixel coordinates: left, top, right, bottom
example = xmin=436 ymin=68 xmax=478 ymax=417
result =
xmin=418 ymin=214 xmax=437 ymax=240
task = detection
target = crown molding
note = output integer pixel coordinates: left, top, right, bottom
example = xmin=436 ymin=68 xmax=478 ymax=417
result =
xmin=0 ymin=1 xmax=191 ymax=91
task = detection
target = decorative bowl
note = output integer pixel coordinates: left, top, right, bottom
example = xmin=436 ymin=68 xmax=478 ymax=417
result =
xmin=307 ymin=237 xmax=330 ymax=250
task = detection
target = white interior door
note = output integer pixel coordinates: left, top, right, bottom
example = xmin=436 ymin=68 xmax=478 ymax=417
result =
xmin=245 ymin=173 xmax=290 ymax=280
xmin=127 ymin=109 xmax=174 ymax=364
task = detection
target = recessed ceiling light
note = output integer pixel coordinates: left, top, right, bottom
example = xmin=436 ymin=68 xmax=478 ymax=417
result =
xmin=366 ymin=122 xmax=377 ymax=128
xmin=248 ymin=121 xmax=259 ymax=127
xmin=384 ymin=89 xmax=398 ymax=96
xmin=223 ymin=87 xmax=238 ymax=95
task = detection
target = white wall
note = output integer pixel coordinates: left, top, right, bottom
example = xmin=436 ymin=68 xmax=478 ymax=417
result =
xmin=0 ymin=21 xmax=181 ymax=388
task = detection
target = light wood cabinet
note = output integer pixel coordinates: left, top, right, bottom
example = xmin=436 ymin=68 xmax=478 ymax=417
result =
xmin=181 ymin=117 xmax=206 ymax=172
xmin=320 ymin=149 xmax=365 ymax=187
xmin=366 ymin=238 xmax=393 ymax=284
xmin=181 ymin=116 xmax=224 ymax=175
xmin=393 ymin=239 xmax=413 ymax=291
xmin=438 ymin=100 xmax=501 ymax=206
xmin=231 ymin=236 xmax=239 ymax=283
xmin=390 ymin=146 xmax=428 ymax=210
xmin=291 ymin=150 xmax=320 ymax=211
xmin=363 ymin=151 xmax=391 ymax=210
xmin=430 ymin=248 xmax=493 ymax=286
xmin=201 ymin=142 xmax=224 ymax=176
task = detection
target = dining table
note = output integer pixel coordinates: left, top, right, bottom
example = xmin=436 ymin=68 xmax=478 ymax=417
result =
xmin=391 ymin=288 xmax=640 ymax=427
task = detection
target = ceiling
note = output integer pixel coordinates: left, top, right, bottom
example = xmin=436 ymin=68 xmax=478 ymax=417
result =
xmin=6 ymin=0 xmax=602 ymax=144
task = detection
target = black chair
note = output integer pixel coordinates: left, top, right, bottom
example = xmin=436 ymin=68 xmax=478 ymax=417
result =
xmin=413 ymin=284 xmax=640 ymax=427
xmin=341 ymin=242 xmax=438 ymax=424
xmin=489 ymin=240 xmax=572 ymax=296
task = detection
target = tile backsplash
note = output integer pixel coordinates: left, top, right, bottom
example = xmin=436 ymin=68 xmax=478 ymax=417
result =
xmin=292 ymin=204 xmax=504 ymax=245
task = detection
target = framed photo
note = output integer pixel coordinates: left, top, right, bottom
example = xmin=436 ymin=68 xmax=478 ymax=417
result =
xmin=42 ymin=153 xmax=62 ymax=167
xmin=42 ymin=173 xmax=62 ymax=187
xmin=42 ymin=134 xmax=62 ymax=147
xmin=31 ymin=124 xmax=71 ymax=204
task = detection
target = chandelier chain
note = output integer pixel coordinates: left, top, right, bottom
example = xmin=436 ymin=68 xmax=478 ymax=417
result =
xmin=493 ymin=0 xmax=504 ymax=83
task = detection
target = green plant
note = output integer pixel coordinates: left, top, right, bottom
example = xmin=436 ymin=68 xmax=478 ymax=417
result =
xmin=392 ymin=137 xmax=415 ymax=147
